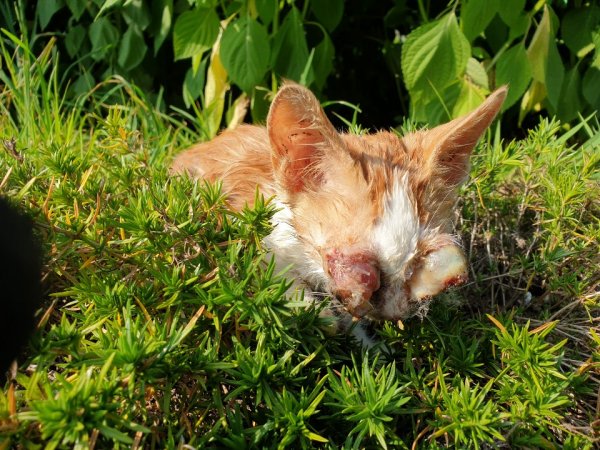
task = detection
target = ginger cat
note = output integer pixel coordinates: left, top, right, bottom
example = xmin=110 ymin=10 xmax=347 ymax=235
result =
xmin=172 ymin=83 xmax=507 ymax=340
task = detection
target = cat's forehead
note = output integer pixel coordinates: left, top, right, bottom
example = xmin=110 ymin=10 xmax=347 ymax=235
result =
xmin=371 ymin=173 xmax=420 ymax=276
xmin=343 ymin=131 xmax=410 ymax=162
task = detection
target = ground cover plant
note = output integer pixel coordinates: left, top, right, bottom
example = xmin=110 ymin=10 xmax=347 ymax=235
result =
xmin=1 ymin=25 xmax=599 ymax=450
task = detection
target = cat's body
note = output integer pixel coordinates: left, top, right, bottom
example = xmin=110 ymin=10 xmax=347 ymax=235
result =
xmin=172 ymin=83 xmax=506 ymax=339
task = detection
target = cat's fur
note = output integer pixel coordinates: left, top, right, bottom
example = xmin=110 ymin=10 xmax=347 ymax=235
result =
xmin=171 ymin=83 xmax=507 ymax=339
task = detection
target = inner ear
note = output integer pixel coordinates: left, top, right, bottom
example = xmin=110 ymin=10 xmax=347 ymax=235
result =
xmin=422 ymin=86 xmax=507 ymax=186
xmin=267 ymin=83 xmax=342 ymax=194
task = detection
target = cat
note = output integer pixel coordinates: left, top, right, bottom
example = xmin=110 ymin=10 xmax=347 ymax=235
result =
xmin=171 ymin=82 xmax=507 ymax=343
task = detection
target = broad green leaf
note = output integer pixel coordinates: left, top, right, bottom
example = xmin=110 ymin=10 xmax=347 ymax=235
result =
xmin=173 ymin=7 xmax=220 ymax=60
xmin=497 ymin=0 xmax=529 ymax=40
xmin=204 ymin=32 xmax=228 ymax=137
xmin=97 ymin=0 xmax=122 ymax=17
xmin=496 ymin=43 xmax=532 ymax=110
xmin=401 ymin=12 xmax=470 ymax=99
xmin=182 ymin=60 xmax=207 ymax=108
xmin=582 ymin=67 xmax=600 ymax=111
xmin=65 ymin=25 xmax=86 ymax=58
xmin=519 ymin=80 xmax=545 ymax=125
xmin=498 ymin=0 xmax=525 ymax=27
xmin=272 ymin=7 xmax=311 ymax=82
xmin=220 ymin=17 xmax=270 ymax=93
xmin=71 ymin=72 xmax=95 ymax=96
xmin=544 ymin=38 xmax=565 ymax=111
xmin=527 ymin=5 xmax=564 ymax=110
xmin=310 ymin=0 xmax=344 ymax=32
xmin=561 ymin=5 xmax=600 ymax=56
xmin=123 ymin=0 xmax=151 ymax=30
xmin=65 ymin=0 xmax=86 ymax=20
xmin=528 ymin=4 xmax=556 ymax=83
xmin=313 ymin=33 xmax=334 ymax=89
xmin=461 ymin=0 xmax=499 ymax=42
xmin=37 ymin=0 xmax=64 ymax=30
xmin=465 ymin=58 xmax=488 ymax=90
xmin=556 ymin=66 xmax=583 ymax=122
xmin=151 ymin=0 xmax=173 ymax=55
xmin=452 ymin=78 xmax=486 ymax=118
xmin=256 ymin=0 xmax=276 ymax=26
xmin=118 ymin=25 xmax=147 ymax=70
xmin=89 ymin=17 xmax=119 ymax=61
xmin=412 ymin=82 xmax=461 ymax=124
xmin=251 ymin=87 xmax=271 ymax=123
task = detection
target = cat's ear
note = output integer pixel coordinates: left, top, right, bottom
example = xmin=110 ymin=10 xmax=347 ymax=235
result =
xmin=267 ymin=82 xmax=342 ymax=194
xmin=422 ymin=86 xmax=507 ymax=186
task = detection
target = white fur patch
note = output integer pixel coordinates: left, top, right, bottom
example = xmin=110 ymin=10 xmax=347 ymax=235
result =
xmin=371 ymin=173 xmax=419 ymax=280
xmin=263 ymin=201 xmax=327 ymax=291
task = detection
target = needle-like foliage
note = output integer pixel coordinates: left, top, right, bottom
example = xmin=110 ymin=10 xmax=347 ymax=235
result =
xmin=0 ymin=30 xmax=598 ymax=449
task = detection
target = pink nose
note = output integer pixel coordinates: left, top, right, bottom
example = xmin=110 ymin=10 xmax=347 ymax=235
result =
xmin=324 ymin=250 xmax=380 ymax=318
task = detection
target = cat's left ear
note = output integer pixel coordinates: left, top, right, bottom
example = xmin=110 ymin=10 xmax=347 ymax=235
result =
xmin=267 ymin=82 xmax=344 ymax=194
xmin=423 ymin=86 xmax=507 ymax=186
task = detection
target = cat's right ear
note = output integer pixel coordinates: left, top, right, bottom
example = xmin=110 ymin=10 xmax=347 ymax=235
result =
xmin=267 ymin=83 xmax=342 ymax=194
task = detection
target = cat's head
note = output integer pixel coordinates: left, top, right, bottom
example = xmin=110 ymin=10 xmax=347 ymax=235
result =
xmin=267 ymin=82 xmax=507 ymax=321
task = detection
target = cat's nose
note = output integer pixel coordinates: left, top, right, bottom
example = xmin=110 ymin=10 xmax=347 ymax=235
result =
xmin=324 ymin=249 xmax=380 ymax=318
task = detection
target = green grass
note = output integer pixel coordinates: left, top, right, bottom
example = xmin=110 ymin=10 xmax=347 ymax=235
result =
xmin=0 ymin=32 xmax=598 ymax=449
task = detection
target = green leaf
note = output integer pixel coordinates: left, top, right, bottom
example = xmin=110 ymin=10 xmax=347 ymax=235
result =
xmin=173 ymin=7 xmax=220 ymax=61
xmin=561 ymin=5 xmax=600 ymax=55
xmin=496 ymin=43 xmax=532 ymax=110
xmin=401 ymin=12 xmax=470 ymax=99
xmin=556 ymin=66 xmax=583 ymax=122
xmin=151 ymin=0 xmax=173 ymax=55
xmin=412 ymin=81 xmax=461 ymax=124
xmin=310 ymin=0 xmax=344 ymax=32
xmin=71 ymin=72 xmax=95 ymax=96
xmin=97 ymin=0 xmax=122 ymax=17
xmin=528 ymin=4 xmax=555 ymax=83
xmin=65 ymin=25 xmax=86 ymax=58
xmin=220 ymin=17 xmax=270 ymax=93
xmin=526 ymin=5 xmax=564 ymax=111
xmin=452 ymin=78 xmax=487 ymax=118
xmin=123 ymin=0 xmax=151 ymax=31
xmin=65 ymin=0 xmax=86 ymax=20
xmin=203 ymin=35 xmax=228 ymax=137
xmin=465 ymin=57 xmax=488 ymax=90
xmin=582 ymin=67 xmax=600 ymax=111
xmin=37 ymin=0 xmax=64 ymax=30
xmin=593 ymin=32 xmax=600 ymax=67
xmin=256 ymin=0 xmax=276 ymax=26
xmin=498 ymin=0 xmax=525 ymax=27
xmin=182 ymin=62 xmax=206 ymax=108
xmin=460 ymin=0 xmax=499 ymax=42
xmin=544 ymin=38 xmax=565 ymax=112
xmin=497 ymin=0 xmax=529 ymax=40
xmin=272 ymin=7 xmax=311 ymax=83
xmin=313 ymin=32 xmax=334 ymax=89
xmin=118 ymin=25 xmax=147 ymax=70
xmin=89 ymin=17 xmax=119 ymax=61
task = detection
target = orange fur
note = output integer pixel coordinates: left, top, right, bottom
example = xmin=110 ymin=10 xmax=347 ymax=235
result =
xmin=171 ymin=83 xmax=507 ymax=326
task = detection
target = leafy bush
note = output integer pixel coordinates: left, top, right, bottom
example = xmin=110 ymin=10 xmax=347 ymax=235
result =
xmin=2 ymin=0 xmax=597 ymax=133
xmin=398 ymin=0 xmax=600 ymax=125
xmin=0 ymin=28 xmax=598 ymax=449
